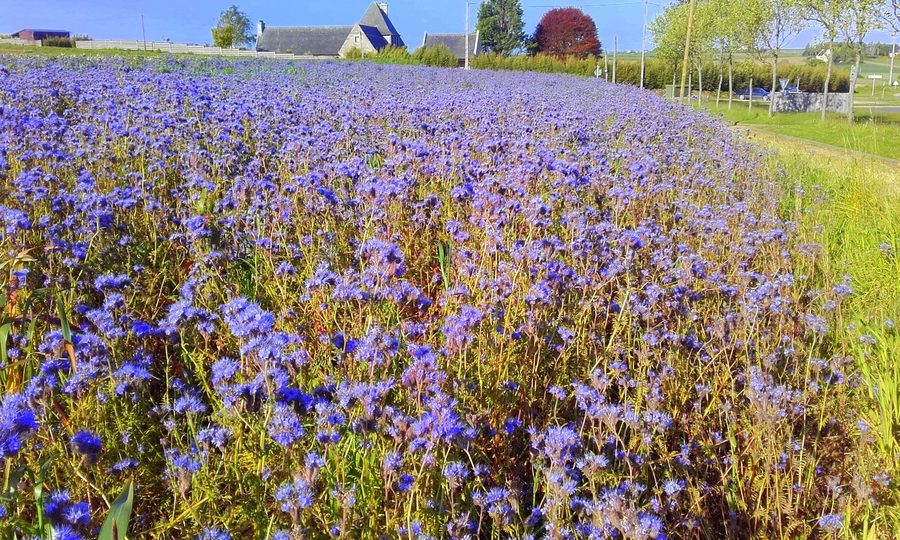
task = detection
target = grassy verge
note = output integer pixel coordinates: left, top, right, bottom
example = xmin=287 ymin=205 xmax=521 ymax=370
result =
xmin=757 ymin=130 xmax=900 ymax=536
xmin=703 ymin=104 xmax=900 ymax=160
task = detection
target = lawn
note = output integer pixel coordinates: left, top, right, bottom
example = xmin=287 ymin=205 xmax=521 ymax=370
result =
xmin=698 ymin=102 xmax=900 ymax=160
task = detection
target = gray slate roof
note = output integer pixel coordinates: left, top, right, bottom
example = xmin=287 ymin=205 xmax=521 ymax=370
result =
xmin=423 ymin=33 xmax=479 ymax=60
xmin=358 ymin=3 xmax=403 ymax=47
xmin=256 ymin=25 xmax=352 ymax=55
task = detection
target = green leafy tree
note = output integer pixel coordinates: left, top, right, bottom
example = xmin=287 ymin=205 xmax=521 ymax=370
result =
xmin=649 ymin=0 xmax=716 ymax=101
xmin=840 ymin=0 xmax=882 ymax=122
xmin=476 ymin=0 xmax=526 ymax=56
xmin=796 ymin=0 xmax=849 ymax=120
xmin=708 ymin=0 xmax=762 ymax=108
xmin=746 ymin=0 xmax=806 ymax=116
xmin=212 ymin=5 xmax=254 ymax=48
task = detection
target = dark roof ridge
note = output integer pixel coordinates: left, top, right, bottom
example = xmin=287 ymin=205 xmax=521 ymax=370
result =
xmin=358 ymin=2 xmax=399 ymax=37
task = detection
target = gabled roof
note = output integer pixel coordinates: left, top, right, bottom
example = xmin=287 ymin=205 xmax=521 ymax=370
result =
xmin=256 ymin=25 xmax=352 ymax=55
xmin=423 ymin=32 xmax=479 ymax=60
xmin=359 ymin=25 xmax=388 ymax=50
xmin=359 ymin=3 xmax=403 ymax=46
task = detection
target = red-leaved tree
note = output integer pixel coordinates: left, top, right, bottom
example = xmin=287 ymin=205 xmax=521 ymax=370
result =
xmin=533 ymin=7 xmax=602 ymax=59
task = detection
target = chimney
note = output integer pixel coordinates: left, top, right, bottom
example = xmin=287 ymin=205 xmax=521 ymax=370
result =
xmin=376 ymin=2 xmax=388 ymax=14
xmin=257 ymin=20 xmax=265 ymax=39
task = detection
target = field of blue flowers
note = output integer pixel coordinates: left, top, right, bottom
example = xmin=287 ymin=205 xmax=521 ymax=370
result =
xmin=0 ymin=55 xmax=892 ymax=539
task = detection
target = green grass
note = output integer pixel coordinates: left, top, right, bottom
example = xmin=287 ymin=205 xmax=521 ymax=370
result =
xmin=700 ymin=103 xmax=900 ymax=160
xmin=757 ymin=131 xmax=900 ymax=535
xmin=0 ymin=44 xmax=167 ymax=57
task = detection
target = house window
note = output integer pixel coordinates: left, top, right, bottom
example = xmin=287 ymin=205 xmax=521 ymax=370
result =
xmin=354 ymin=35 xmax=359 ymax=43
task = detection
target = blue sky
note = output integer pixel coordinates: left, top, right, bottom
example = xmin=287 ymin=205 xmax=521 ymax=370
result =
xmin=2 ymin=1 xmax=895 ymax=53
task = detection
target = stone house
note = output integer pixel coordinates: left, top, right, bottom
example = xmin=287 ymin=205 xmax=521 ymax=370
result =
xmin=256 ymin=2 xmax=403 ymax=57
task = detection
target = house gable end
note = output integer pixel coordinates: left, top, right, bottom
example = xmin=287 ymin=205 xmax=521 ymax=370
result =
xmin=339 ymin=24 xmax=389 ymax=57
xmin=358 ymin=2 xmax=404 ymax=47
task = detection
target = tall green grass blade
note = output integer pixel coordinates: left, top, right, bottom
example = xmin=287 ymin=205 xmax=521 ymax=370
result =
xmin=55 ymin=292 xmax=71 ymax=343
xmin=99 ymin=480 xmax=134 ymax=540
xmin=0 ymin=319 xmax=11 ymax=366
xmin=3 ymin=463 xmax=27 ymax=495
xmin=32 ymin=455 xmax=55 ymax=533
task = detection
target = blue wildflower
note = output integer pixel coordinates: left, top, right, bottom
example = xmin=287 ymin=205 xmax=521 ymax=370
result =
xmin=194 ymin=527 xmax=230 ymax=540
xmin=70 ymin=430 xmax=102 ymax=464
xmin=221 ymin=298 xmax=274 ymax=338
xmin=818 ymin=514 xmax=843 ymax=532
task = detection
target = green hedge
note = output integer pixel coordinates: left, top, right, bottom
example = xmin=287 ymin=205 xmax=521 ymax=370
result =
xmin=350 ymin=48 xmax=851 ymax=93
xmin=470 ymin=52 xmax=602 ymax=77
xmin=410 ymin=44 xmax=458 ymax=67
xmin=611 ymin=60 xmax=850 ymax=92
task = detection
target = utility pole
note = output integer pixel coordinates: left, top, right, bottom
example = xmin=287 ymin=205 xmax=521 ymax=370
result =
xmin=640 ymin=0 xmax=648 ymax=89
xmin=141 ymin=14 xmax=147 ymax=51
xmin=612 ymin=36 xmax=617 ymax=83
xmin=465 ymin=2 xmax=470 ymax=70
xmin=890 ymin=32 xmax=897 ymax=88
xmin=678 ymin=0 xmax=696 ymax=102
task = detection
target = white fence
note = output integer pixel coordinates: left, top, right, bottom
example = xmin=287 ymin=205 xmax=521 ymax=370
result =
xmin=0 ymin=38 xmax=41 ymax=46
xmin=75 ymin=40 xmax=317 ymax=60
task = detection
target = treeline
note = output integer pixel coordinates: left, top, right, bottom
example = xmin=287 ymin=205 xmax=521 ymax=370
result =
xmin=471 ymin=54 xmax=850 ymax=92
xmin=346 ymin=46 xmax=850 ymax=92
xmin=801 ymin=41 xmax=897 ymax=63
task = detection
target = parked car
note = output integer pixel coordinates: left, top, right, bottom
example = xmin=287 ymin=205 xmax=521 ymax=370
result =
xmin=735 ymin=87 xmax=770 ymax=101
xmin=785 ymin=85 xmax=800 ymax=93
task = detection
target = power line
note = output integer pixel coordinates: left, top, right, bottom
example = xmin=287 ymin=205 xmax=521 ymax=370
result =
xmin=522 ymin=2 xmax=665 ymax=6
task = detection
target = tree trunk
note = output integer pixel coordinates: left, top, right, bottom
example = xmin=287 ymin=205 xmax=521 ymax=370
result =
xmin=689 ymin=69 xmax=693 ymax=102
xmin=728 ymin=54 xmax=734 ymax=110
xmin=822 ymin=38 xmax=834 ymax=122
xmin=717 ymin=68 xmax=723 ymax=107
xmin=769 ymin=52 xmax=778 ymax=117
xmin=698 ymin=62 xmax=703 ymax=107
xmin=749 ymin=76 xmax=753 ymax=111
xmin=847 ymin=45 xmax=862 ymax=124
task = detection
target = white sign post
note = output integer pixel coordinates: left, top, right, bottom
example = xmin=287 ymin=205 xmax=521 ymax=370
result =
xmin=868 ymin=74 xmax=883 ymax=96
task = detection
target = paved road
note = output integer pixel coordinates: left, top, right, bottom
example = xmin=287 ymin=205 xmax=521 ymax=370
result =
xmin=857 ymin=106 xmax=900 ymax=114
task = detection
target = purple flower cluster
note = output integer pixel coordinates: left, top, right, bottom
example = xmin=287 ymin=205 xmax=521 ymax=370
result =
xmin=0 ymin=54 xmax=878 ymax=538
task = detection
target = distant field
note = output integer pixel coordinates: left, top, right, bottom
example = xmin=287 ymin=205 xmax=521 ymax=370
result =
xmin=0 ymin=43 xmax=166 ymax=57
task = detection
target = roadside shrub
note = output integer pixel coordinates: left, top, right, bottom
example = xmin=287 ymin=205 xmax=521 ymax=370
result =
xmin=374 ymin=44 xmax=412 ymax=64
xmin=43 ymin=36 xmax=74 ymax=48
xmin=344 ymin=46 xmax=364 ymax=60
xmin=410 ymin=43 xmax=457 ymax=67
xmin=472 ymin=52 xmax=602 ymax=77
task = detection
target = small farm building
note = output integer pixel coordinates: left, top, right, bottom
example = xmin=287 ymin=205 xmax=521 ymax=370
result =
xmin=11 ymin=29 xmax=70 ymax=41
